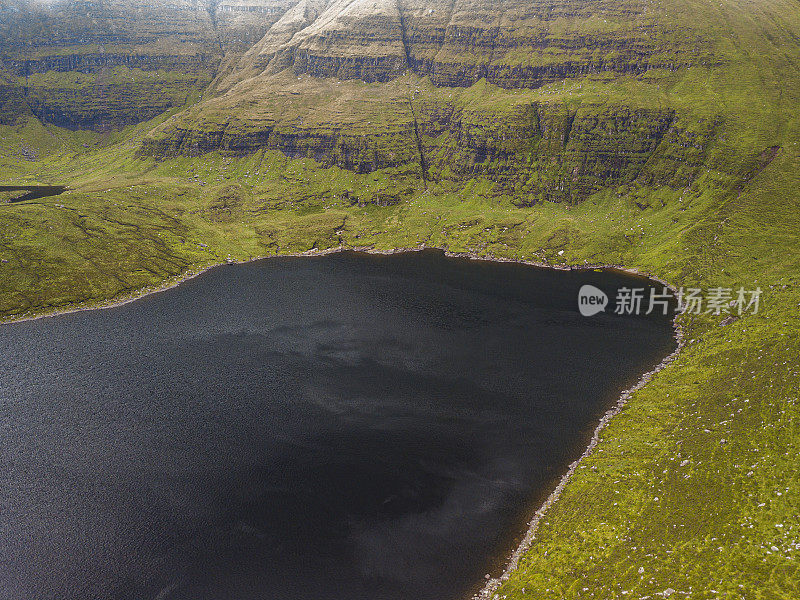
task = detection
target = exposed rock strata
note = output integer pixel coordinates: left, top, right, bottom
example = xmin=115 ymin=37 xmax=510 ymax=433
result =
xmin=219 ymin=0 xmax=711 ymax=91
xmin=0 ymin=0 xmax=294 ymax=129
xmin=139 ymin=69 xmax=724 ymax=203
xmin=2 ymin=0 xmax=731 ymax=205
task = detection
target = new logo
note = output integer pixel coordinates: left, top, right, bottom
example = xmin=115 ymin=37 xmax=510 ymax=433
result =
xmin=578 ymin=285 xmax=608 ymax=317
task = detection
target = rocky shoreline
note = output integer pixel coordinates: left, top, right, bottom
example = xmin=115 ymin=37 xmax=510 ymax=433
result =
xmin=1 ymin=243 xmax=681 ymax=324
xmin=473 ymin=322 xmax=684 ymax=598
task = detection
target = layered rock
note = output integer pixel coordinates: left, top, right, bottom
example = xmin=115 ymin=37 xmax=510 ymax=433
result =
xmin=0 ymin=0 xmax=293 ymax=129
xmin=1 ymin=0 xmax=742 ymax=206
xmin=223 ymin=0 xmax=711 ymax=91
xmin=218 ymin=0 xmax=408 ymax=89
xmin=214 ymin=0 xmax=297 ymax=50
xmin=416 ymin=100 xmax=684 ymax=201
xmin=139 ymin=70 xmax=725 ymax=203
xmin=140 ymin=73 xmax=422 ymax=173
xmin=0 ymin=70 xmax=30 ymax=125
xmin=20 ymin=68 xmax=213 ymax=130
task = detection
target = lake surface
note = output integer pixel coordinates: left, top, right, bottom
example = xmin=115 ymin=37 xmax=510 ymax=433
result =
xmin=0 ymin=185 xmax=67 ymax=203
xmin=0 ymin=250 xmax=676 ymax=600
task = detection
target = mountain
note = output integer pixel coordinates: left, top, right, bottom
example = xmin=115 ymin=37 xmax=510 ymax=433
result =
xmin=129 ymin=0 xmax=796 ymax=204
xmin=0 ymin=1 xmax=799 ymax=600
xmin=2 ymin=0 xmax=793 ymax=204
xmin=0 ymin=0 xmax=295 ymax=129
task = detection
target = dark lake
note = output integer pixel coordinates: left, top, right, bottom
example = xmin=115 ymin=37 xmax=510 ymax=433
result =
xmin=0 ymin=250 xmax=676 ymax=600
xmin=0 ymin=185 xmax=67 ymax=203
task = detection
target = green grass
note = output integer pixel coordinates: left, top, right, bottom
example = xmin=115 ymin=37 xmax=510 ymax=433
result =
xmin=2 ymin=139 xmax=796 ymax=597
xmin=0 ymin=156 xmax=798 ymax=599
xmin=0 ymin=0 xmax=799 ymax=596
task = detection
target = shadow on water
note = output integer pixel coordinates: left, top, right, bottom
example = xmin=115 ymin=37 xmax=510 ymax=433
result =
xmin=0 ymin=185 xmax=67 ymax=203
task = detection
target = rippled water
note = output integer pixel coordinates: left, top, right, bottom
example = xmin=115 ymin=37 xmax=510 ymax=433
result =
xmin=0 ymin=250 xmax=676 ymax=600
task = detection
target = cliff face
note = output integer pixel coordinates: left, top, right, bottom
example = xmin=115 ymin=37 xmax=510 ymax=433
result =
xmin=1 ymin=0 xmax=786 ymax=206
xmin=0 ymin=0 xmax=293 ymax=129
xmin=133 ymin=0 xmax=743 ymax=203
xmin=138 ymin=73 xmax=422 ymax=174
xmin=217 ymin=0 xmax=710 ymax=92
xmin=140 ymin=68 xmax=732 ymax=205
xmin=418 ymin=101 xmax=682 ymax=201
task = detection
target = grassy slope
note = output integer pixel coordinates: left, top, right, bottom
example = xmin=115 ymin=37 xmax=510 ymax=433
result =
xmin=0 ymin=0 xmax=799 ymax=598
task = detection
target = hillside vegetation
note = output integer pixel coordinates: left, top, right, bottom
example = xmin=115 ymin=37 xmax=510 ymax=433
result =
xmin=1 ymin=0 xmax=799 ymax=598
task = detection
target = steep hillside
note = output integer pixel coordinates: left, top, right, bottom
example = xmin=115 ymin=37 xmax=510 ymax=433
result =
xmin=0 ymin=0 xmax=294 ymax=129
xmin=138 ymin=0 xmax=797 ymax=203
xmin=215 ymin=0 xmax=708 ymax=89
xmin=0 ymin=0 xmax=799 ymax=599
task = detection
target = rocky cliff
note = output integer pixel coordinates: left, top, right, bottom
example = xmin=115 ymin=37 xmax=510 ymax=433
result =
xmin=0 ymin=0 xmax=293 ymax=129
xmin=216 ymin=0 xmax=711 ymax=91
xmin=1 ymin=0 xmax=789 ymax=206
xmin=133 ymin=0 xmax=749 ymax=203
xmin=140 ymin=70 xmax=729 ymax=203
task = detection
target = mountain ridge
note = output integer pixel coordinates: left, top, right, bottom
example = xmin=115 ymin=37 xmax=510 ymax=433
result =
xmin=0 ymin=2 xmax=799 ymax=599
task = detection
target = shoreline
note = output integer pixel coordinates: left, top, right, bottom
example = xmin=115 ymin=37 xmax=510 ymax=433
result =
xmin=438 ymin=251 xmax=684 ymax=600
xmin=473 ymin=311 xmax=684 ymax=600
xmin=0 ymin=243 xmax=681 ymax=326
xmin=0 ymin=243 xmax=685 ymax=600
